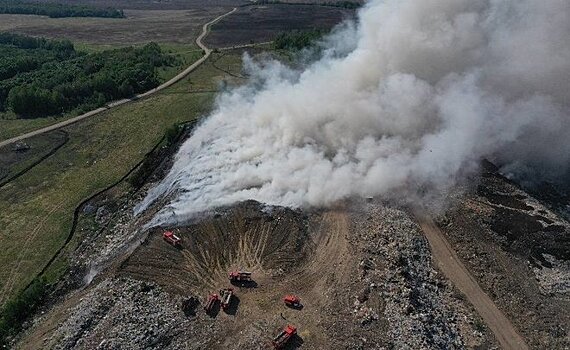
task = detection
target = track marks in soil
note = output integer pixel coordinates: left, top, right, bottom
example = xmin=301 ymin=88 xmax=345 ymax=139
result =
xmin=119 ymin=203 xmax=355 ymax=348
xmin=289 ymin=210 xmax=351 ymax=295
xmin=120 ymin=202 xmax=310 ymax=295
xmin=0 ymin=201 xmax=64 ymax=303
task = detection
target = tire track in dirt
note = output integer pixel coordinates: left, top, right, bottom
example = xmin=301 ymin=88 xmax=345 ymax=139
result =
xmin=252 ymin=208 xmax=353 ymax=348
xmin=0 ymin=202 xmax=64 ymax=304
xmin=288 ymin=209 xmax=351 ymax=291
xmin=415 ymin=213 xmax=529 ymax=350
xmin=118 ymin=204 xmax=354 ymax=348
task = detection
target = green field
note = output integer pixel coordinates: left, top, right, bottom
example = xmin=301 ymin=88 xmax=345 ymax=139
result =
xmin=0 ymin=51 xmax=245 ymax=305
xmin=0 ymin=130 xmax=67 ymax=186
xmin=157 ymin=43 xmax=203 ymax=82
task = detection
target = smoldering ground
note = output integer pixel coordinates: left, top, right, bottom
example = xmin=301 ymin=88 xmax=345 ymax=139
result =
xmin=136 ymin=0 xmax=570 ymax=225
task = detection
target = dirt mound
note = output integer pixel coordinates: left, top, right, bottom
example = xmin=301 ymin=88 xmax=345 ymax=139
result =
xmin=120 ymin=200 xmax=311 ymax=294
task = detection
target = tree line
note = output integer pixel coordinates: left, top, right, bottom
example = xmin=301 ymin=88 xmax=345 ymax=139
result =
xmin=273 ymin=29 xmax=326 ymax=51
xmin=0 ymin=0 xmax=124 ymax=18
xmin=0 ymin=33 xmax=177 ymax=119
xmin=0 ymin=277 xmax=47 ymax=347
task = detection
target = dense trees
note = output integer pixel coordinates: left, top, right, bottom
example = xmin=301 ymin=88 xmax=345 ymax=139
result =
xmin=0 ymin=277 xmax=47 ymax=347
xmin=0 ymin=0 xmax=124 ymax=18
xmin=0 ymin=34 xmax=177 ymax=119
xmin=273 ymin=29 xmax=325 ymax=51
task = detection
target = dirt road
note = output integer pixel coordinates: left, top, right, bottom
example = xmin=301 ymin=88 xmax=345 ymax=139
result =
xmin=0 ymin=7 xmax=237 ymax=149
xmin=416 ymin=213 xmax=529 ymax=350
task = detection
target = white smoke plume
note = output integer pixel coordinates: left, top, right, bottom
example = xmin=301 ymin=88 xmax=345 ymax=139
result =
xmin=136 ymin=0 xmax=570 ymax=225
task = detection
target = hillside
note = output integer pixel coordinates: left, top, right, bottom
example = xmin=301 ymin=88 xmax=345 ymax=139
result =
xmin=13 ymin=156 xmax=570 ymax=348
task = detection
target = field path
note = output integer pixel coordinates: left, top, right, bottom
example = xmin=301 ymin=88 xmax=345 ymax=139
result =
xmin=0 ymin=7 xmax=237 ymax=148
xmin=415 ymin=213 xmax=529 ymax=350
xmin=0 ymin=202 xmax=64 ymax=304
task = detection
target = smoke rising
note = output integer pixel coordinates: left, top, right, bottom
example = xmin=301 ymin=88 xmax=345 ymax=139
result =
xmin=136 ymin=0 xmax=570 ymax=225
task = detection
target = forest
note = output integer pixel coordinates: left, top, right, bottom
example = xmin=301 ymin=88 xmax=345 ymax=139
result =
xmin=0 ymin=0 xmax=124 ymax=18
xmin=0 ymin=33 xmax=176 ymax=119
xmin=273 ymin=29 xmax=326 ymax=51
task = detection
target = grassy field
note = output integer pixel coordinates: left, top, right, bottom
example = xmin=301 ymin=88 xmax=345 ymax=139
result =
xmin=157 ymin=43 xmax=203 ymax=82
xmin=31 ymin=0 xmax=241 ymax=11
xmin=0 ymin=50 xmax=246 ymax=305
xmin=0 ymin=117 xmax=64 ymax=143
xmin=0 ymin=130 xmax=67 ymax=186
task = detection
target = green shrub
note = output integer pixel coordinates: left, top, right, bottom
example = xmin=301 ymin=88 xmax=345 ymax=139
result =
xmin=273 ymin=29 xmax=325 ymax=51
xmin=0 ymin=277 xmax=48 ymax=347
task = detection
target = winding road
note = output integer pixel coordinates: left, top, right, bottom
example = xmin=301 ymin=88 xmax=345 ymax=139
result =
xmin=0 ymin=7 xmax=237 ymax=149
xmin=415 ymin=213 xmax=529 ymax=350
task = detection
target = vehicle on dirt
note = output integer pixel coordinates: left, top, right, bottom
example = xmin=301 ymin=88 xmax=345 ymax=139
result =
xmin=272 ymin=325 xmax=297 ymax=349
xmin=203 ymin=293 xmax=219 ymax=314
xmin=283 ymin=295 xmax=301 ymax=308
xmin=219 ymin=288 xmax=234 ymax=310
xmin=228 ymin=270 xmax=252 ymax=282
xmin=162 ymin=231 xmax=181 ymax=247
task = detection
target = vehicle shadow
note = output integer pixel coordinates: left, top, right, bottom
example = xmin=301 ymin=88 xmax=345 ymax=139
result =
xmin=181 ymin=297 xmax=200 ymax=317
xmin=230 ymin=280 xmax=258 ymax=288
xmin=284 ymin=334 xmax=304 ymax=349
xmin=224 ymin=294 xmax=240 ymax=316
xmin=204 ymin=301 xmax=220 ymax=318
xmin=285 ymin=303 xmax=304 ymax=311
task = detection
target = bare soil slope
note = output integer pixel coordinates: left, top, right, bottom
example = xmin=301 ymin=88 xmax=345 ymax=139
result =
xmin=121 ymin=200 xmax=313 ymax=294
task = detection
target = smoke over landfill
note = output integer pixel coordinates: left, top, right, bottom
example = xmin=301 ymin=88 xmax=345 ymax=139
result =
xmin=136 ymin=0 xmax=570 ymax=225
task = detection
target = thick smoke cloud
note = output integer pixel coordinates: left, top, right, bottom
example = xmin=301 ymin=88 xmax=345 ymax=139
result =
xmin=136 ymin=0 xmax=570 ymax=225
